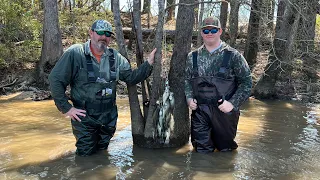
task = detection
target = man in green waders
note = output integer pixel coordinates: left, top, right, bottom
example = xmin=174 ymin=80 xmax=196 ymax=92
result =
xmin=184 ymin=16 xmax=252 ymax=153
xmin=49 ymin=20 xmax=156 ymax=156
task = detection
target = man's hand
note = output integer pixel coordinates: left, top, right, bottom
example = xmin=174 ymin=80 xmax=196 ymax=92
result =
xmin=65 ymin=107 xmax=86 ymax=122
xmin=187 ymin=98 xmax=197 ymax=110
xmin=218 ymin=99 xmax=234 ymax=113
xmin=147 ymin=48 xmax=157 ymax=65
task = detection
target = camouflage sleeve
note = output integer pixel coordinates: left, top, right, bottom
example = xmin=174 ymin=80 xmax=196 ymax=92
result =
xmin=228 ymin=52 xmax=252 ymax=109
xmin=184 ymin=52 xmax=194 ymax=101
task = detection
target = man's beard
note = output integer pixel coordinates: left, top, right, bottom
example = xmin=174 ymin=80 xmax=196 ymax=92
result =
xmin=97 ymin=40 xmax=108 ymax=51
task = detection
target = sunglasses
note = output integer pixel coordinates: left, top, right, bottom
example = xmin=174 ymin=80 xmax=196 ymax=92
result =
xmin=202 ymin=28 xmax=219 ymax=34
xmin=94 ymin=30 xmax=112 ymax=37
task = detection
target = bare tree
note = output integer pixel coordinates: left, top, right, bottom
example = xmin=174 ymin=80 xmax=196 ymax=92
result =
xmin=112 ymin=0 xmax=145 ymax=142
xmin=131 ymin=0 xmax=150 ymax=141
xmin=143 ymin=0 xmax=166 ymax=147
xmin=267 ymin=0 xmax=275 ymax=33
xmin=260 ymin=0 xmax=275 ymax=43
xmin=220 ymin=0 xmax=229 ymax=41
xmin=295 ymin=0 xmax=319 ymax=100
xmin=114 ymin=0 xmax=195 ymax=148
xmin=228 ymin=0 xmax=240 ymax=46
xmin=197 ymin=0 xmax=205 ymax=47
xmin=253 ymin=0 xmax=303 ymax=98
xmin=142 ymin=0 xmax=151 ymax=14
xmin=37 ymin=0 xmax=63 ymax=87
xmin=110 ymin=0 xmax=114 ymax=12
xmin=166 ymin=0 xmax=175 ymax=21
xmin=244 ymin=0 xmax=261 ymax=67
xmin=296 ymin=0 xmax=318 ymax=54
xmin=167 ymin=0 xmax=195 ymax=146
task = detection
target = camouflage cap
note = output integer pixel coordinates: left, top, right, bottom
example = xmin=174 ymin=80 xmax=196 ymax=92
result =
xmin=91 ymin=20 xmax=114 ymax=34
xmin=201 ymin=16 xmax=221 ymax=29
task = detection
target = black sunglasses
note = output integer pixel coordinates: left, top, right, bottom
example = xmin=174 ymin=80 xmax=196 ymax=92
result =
xmin=202 ymin=28 xmax=219 ymax=34
xmin=93 ymin=30 xmax=112 ymax=37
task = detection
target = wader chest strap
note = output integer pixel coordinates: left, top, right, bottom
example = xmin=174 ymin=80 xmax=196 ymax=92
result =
xmin=83 ymin=44 xmax=115 ymax=82
xmin=192 ymin=50 xmax=199 ymax=77
xmin=217 ymin=50 xmax=232 ymax=78
xmin=192 ymin=49 xmax=232 ymax=78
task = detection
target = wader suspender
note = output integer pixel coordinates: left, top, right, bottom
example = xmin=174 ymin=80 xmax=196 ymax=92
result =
xmin=83 ymin=44 xmax=115 ymax=82
xmin=192 ymin=50 xmax=199 ymax=77
xmin=192 ymin=49 xmax=232 ymax=103
xmin=192 ymin=49 xmax=232 ymax=78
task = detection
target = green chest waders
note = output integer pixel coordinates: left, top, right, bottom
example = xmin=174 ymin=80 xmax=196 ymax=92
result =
xmin=71 ymin=45 xmax=118 ymax=156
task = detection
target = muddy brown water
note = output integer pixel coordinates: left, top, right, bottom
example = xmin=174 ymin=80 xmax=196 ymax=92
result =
xmin=0 ymin=92 xmax=320 ymax=180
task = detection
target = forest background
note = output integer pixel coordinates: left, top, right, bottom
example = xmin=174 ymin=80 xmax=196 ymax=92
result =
xmin=0 ymin=0 xmax=320 ymax=147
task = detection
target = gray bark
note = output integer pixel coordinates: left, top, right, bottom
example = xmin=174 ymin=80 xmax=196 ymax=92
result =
xmin=168 ymin=0 xmax=194 ymax=147
xmin=142 ymin=0 xmax=150 ymax=14
xmin=260 ymin=0 xmax=275 ymax=43
xmin=244 ymin=0 xmax=261 ymax=67
xmin=112 ymin=0 xmax=145 ymax=139
xmin=144 ymin=0 xmax=165 ymax=147
xmin=220 ymin=0 xmax=229 ymax=41
xmin=228 ymin=0 xmax=240 ymax=47
xmin=132 ymin=0 xmax=149 ymax=128
xmin=296 ymin=0 xmax=319 ymax=84
xmin=253 ymin=0 xmax=301 ymax=98
xmin=197 ymin=0 xmax=205 ymax=47
xmin=37 ymin=0 xmax=62 ymax=87
xmin=296 ymin=0 xmax=317 ymax=54
xmin=166 ymin=0 xmax=175 ymax=21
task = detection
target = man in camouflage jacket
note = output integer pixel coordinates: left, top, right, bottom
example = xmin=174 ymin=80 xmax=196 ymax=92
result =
xmin=49 ymin=20 xmax=156 ymax=156
xmin=184 ymin=16 xmax=252 ymax=153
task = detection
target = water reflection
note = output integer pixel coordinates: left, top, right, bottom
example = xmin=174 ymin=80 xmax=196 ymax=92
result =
xmin=0 ymin=92 xmax=320 ymax=179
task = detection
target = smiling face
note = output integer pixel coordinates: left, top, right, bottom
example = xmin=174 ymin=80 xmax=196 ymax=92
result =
xmin=201 ymin=27 xmax=222 ymax=47
xmin=89 ymin=29 xmax=111 ymax=53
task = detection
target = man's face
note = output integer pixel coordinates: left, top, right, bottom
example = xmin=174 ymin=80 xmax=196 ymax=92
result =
xmin=89 ymin=30 xmax=112 ymax=51
xmin=201 ymin=27 xmax=222 ymax=45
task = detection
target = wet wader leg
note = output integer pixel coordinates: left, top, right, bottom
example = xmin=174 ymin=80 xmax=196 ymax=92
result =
xmin=98 ymin=106 xmax=118 ymax=150
xmin=210 ymin=107 xmax=240 ymax=151
xmin=191 ymin=105 xmax=215 ymax=153
xmin=71 ymin=115 xmax=101 ymax=156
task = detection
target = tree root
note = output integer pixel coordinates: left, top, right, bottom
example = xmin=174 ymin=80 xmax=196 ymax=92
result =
xmin=0 ymin=79 xmax=51 ymax=101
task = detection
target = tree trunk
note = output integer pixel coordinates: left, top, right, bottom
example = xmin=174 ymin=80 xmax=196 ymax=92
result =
xmin=244 ymin=0 xmax=261 ymax=67
xmin=260 ymin=0 xmax=275 ymax=43
xmin=166 ymin=0 xmax=175 ymax=21
xmin=267 ymin=0 xmax=275 ymax=34
xmin=220 ymin=0 xmax=228 ymax=41
xmin=110 ymin=0 xmax=114 ymax=12
xmin=132 ymin=0 xmax=150 ymax=136
xmin=112 ymin=0 xmax=145 ymax=143
xmin=197 ymin=0 xmax=204 ymax=47
xmin=168 ymin=0 xmax=194 ymax=146
xmin=37 ymin=0 xmax=62 ymax=87
xmin=228 ymin=0 xmax=240 ymax=47
xmin=143 ymin=0 xmax=165 ymax=147
xmin=142 ymin=0 xmax=150 ymax=14
xmin=253 ymin=0 xmax=301 ymax=99
xmin=194 ymin=2 xmax=199 ymax=30
xmin=297 ymin=0 xmax=319 ymax=85
xmin=296 ymin=0 xmax=317 ymax=54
